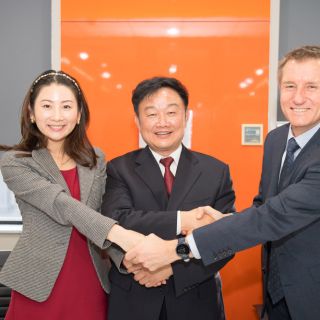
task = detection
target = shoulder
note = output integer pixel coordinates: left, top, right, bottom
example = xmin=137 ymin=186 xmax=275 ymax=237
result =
xmin=1 ymin=150 xmax=32 ymax=167
xmin=265 ymin=123 xmax=289 ymax=142
xmin=93 ymin=147 xmax=105 ymax=161
xmin=106 ymin=149 xmax=145 ymax=175
xmin=188 ymin=149 xmax=229 ymax=170
xmin=267 ymin=124 xmax=288 ymax=137
xmin=108 ymin=149 xmax=142 ymax=165
xmin=93 ymin=147 xmax=106 ymax=170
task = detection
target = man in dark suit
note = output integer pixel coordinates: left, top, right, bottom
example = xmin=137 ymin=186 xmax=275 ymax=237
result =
xmin=126 ymin=45 xmax=320 ymax=320
xmin=101 ymin=77 xmax=235 ymax=320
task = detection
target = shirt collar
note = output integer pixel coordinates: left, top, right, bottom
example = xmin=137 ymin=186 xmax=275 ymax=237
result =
xmin=288 ymin=122 xmax=320 ymax=150
xmin=149 ymin=144 xmax=182 ymax=165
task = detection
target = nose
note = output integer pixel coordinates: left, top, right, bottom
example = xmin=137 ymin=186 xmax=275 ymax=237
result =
xmin=51 ymin=106 xmax=63 ymax=121
xmin=293 ymin=87 xmax=306 ymax=105
xmin=156 ymin=113 xmax=168 ymax=126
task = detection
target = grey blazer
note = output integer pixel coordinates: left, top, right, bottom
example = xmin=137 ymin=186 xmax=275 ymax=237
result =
xmin=0 ymin=148 xmax=122 ymax=302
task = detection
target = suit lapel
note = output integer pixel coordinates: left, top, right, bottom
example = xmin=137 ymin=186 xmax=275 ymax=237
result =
xmin=167 ymin=146 xmax=201 ymax=210
xmin=289 ymin=127 xmax=320 ymax=181
xmin=32 ymin=148 xmax=70 ymax=195
xmin=271 ymin=125 xmax=320 ymax=193
xmin=269 ymin=125 xmax=289 ymax=195
xmin=77 ymin=164 xmax=95 ymax=204
xmin=135 ymin=147 xmax=168 ymax=209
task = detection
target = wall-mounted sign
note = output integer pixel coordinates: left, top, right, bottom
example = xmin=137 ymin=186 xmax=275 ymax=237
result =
xmin=241 ymin=124 xmax=263 ymax=145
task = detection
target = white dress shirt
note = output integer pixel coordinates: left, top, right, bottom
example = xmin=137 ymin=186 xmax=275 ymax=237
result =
xmin=149 ymin=145 xmax=183 ymax=235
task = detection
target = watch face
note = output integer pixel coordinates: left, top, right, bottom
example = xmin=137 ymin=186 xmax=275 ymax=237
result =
xmin=176 ymin=243 xmax=190 ymax=255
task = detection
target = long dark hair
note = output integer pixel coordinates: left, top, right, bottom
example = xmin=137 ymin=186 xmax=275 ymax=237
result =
xmin=0 ymin=70 xmax=97 ymax=168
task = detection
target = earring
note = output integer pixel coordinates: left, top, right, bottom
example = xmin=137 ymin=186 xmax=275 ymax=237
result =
xmin=30 ymin=117 xmax=35 ymax=123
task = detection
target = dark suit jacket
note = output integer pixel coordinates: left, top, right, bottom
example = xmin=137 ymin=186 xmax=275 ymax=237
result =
xmin=194 ymin=124 xmax=320 ymax=320
xmin=102 ymin=145 xmax=235 ymax=320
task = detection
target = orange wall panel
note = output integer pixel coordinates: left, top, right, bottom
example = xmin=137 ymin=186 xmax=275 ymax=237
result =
xmin=62 ymin=0 xmax=270 ymax=20
xmin=61 ymin=2 xmax=270 ymax=319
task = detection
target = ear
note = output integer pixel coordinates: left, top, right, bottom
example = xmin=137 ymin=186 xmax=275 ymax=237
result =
xmin=134 ymin=114 xmax=140 ymax=130
xmin=28 ymin=105 xmax=35 ymax=122
xmin=28 ymin=105 xmax=34 ymax=116
xmin=185 ymin=109 xmax=190 ymax=122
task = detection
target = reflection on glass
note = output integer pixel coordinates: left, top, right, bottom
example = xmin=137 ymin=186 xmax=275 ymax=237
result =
xmin=239 ymin=82 xmax=248 ymax=89
xmin=79 ymin=52 xmax=89 ymax=60
xmin=0 ymin=171 xmax=21 ymax=221
xmin=255 ymin=68 xmax=264 ymax=76
xmin=166 ymin=27 xmax=180 ymax=36
xmin=169 ymin=64 xmax=177 ymax=74
xmin=101 ymin=71 xmax=111 ymax=79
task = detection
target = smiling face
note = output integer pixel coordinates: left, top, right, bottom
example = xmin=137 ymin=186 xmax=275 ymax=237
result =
xmin=280 ymin=58 xmax=320 ymax=136
xmin=31 ymin=83 xmax=81 ymax=150
xmin=135 ymin=87 xmax=189 ymax=156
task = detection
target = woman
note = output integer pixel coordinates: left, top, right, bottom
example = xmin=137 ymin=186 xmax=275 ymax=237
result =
xmin=0 ymin=70 xmax=143 ymax=319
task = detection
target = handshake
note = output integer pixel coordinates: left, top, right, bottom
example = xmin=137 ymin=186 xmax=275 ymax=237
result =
xmin=120 ymin=206 xmax=231 ymax=288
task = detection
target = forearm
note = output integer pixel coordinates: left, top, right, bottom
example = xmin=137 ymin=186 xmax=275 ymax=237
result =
xmin=104 ymin=207 xmax=178 ymax=238
xmin=107 ymin=224 xmax=145 ymax=252
xmin=107 ymin=224 xmax=128 ymax=246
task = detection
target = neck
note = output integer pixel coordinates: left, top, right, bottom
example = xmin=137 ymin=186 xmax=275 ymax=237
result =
xmin=48 ymin=144 xmax=75 ymax=170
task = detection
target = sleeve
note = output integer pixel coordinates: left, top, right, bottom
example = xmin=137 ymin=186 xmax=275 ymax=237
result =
xmin=193 ymin=163 xmax=320 ymax=266
xmin=0 ymin=152 xmax=117 ymax=249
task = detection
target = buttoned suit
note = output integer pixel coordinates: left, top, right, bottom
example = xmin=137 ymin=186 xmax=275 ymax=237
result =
xmin=0 ymin=148 xmax=122 ymax=302
xmin=102 ymin=145 xmax=235 ymax=320
xmin=193 ymin=124 xmax=320 ymax=320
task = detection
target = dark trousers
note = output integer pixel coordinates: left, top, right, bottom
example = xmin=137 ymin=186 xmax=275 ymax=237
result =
xmin=266 ymin=295 xmax=292 ymax=320
xmin=159 ymin=301 xmax=167 ymax=320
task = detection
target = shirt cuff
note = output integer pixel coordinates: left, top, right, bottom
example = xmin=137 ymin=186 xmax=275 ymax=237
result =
xmin=176 ymin=210 xmax=181 ymax=235
xmin=186 ymin=233 xmax=201 ymax=259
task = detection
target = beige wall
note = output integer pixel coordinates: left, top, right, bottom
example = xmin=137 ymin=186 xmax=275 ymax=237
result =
xmin=0 ymin=233 xmax=19 ymax=251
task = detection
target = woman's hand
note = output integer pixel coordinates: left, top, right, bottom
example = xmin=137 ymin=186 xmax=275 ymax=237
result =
xmin=107 ymin=225 xmax=145 ymax=252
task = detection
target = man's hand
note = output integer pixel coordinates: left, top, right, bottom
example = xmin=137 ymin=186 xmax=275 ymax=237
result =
xmin=123 ymin=258 xmax=169 ymax=287
xmin=180 ymin=206 xmax=214 ymax=234
xmin=125 ymin=233 xmax=179 ymax=271
xmin=199 ymin=206 xmax=233 ymax=221
xmin=133 ymin=265 xmax=173 ymax=288
xmin=122 ymin=258 xmax=143 ymax=273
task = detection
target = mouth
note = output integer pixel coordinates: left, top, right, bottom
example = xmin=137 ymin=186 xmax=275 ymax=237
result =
xmin=154 ymin=131 xmax=172 ymax=137
xmin=290 ymin=107 xmax=309 ymax=113
xmin=48 ymin=125 xmax=65 ymax=131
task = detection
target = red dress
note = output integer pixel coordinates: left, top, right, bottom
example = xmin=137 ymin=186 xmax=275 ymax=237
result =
xmin=5 ymin=167 xmax=108 ymax=320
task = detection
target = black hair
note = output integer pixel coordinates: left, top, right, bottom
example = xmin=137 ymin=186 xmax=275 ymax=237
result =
xmin=132 ymin=77 xmax=189 ymax=115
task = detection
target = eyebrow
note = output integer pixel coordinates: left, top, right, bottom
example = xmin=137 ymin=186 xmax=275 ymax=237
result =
xmin=39 ymin=99 xmax=74 ymax=103
xmin=144 ymin=103 xmax=179 ymax=109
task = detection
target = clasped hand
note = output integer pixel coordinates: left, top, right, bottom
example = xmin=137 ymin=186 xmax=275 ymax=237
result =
xmin=123 ymin=258 xmax=173 ymax=288
xmin=125 ymin=206 xmax=228 ymax=273
xmin=180 ymin=205 xmax=226 ymax=235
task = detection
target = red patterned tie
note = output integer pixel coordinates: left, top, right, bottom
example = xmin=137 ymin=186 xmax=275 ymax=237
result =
xmin=160 ymin=157 xmax=174 ymax=196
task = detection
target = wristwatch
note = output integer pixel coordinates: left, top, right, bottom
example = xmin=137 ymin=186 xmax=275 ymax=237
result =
xmin=176 ymin=237 xmax=190 ymax=262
